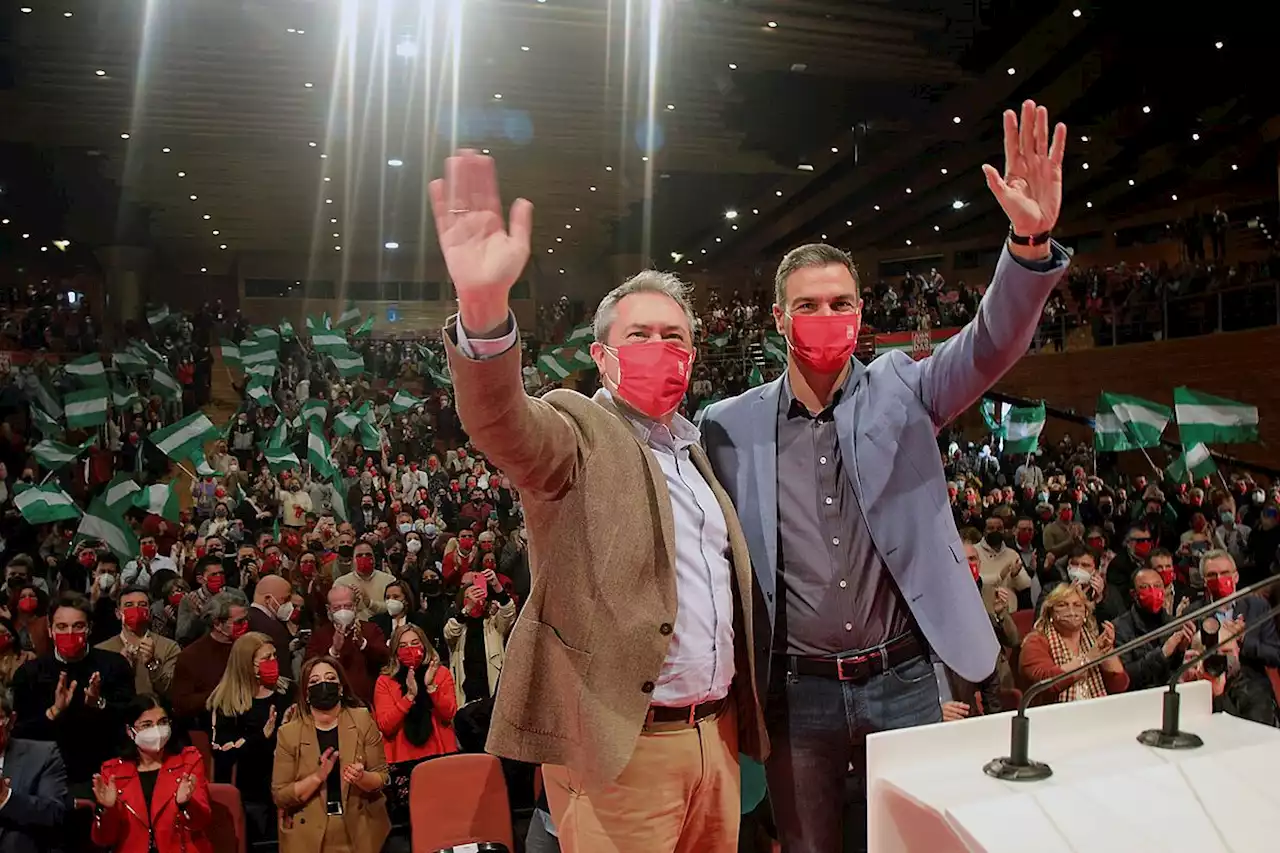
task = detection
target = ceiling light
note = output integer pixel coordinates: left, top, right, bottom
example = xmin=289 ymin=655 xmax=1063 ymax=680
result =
xmin=846 ymin=220 xmax=852 ymax=226
xmin=905 ymin=188 xmax=912 ymax=194
xmin=1086 ymin=201 xmax=1093 ymax=208
xmin=1072 ymin=9 xmax=1081 ymax=17
xmin=385 ymin=241 xmax=399 ymax=249
xmin=715 ymin=237 xmax=722 ymax=243
xmin=324 ymin=177 xmax=331 ymax=182
xmin=797 ymin=164 xmax=813 ymax=172
xmin=952 ymin=200 xmax=965 ymax=210
xmin=752 ymin=208 xmax=759 ymax=214
xmin=320 ymin=154 xmax=327 ymax=159
xmin=177 ymin=171 xmax=186 ymax=177
xmin=335 ymin=246 xmax=341 ymax=251
xmin=905 ymin=239 xmax=913 ymax=245
xmin=388 ymin=159 xmax=403 ymax=167
xmin=728 ymin=63 xmax=737 ymax=70
xmin=202 ymin=214 xmax=210 ymax=220
xmin=701 ymin=249 xmax=706 ymax=254
xmin=21 ymin=233 xmax=29 ymax=239
xmin=189 ymin=194 xmax=197 ymax=200
xmin=212 ymin=230 xmax=219 ymax=235
xmin=821 ymin=234 xmax=827 ymax=240
xmin=326 ymin=199 xmax=333 ymax=204
xmin=547 ymin=248 xmax=553 ymax=253
xmin=200 ymin=267 xmax=207 ymax=273
xmin=873 ymin=205 xmax=881 ymax=211
xmin=775 ymin=190 xmax=783 ymax=197
xmin=1128 ymin=179 xmax=1135 ymax=186
xmin=731 ymin=224 xmax=738 ymax=231
xmin=605 ymin=165 xmax=613 ymax=171
xmin=287 ymin=28 xmax=296 ymax=33
xmin=1081 ymin=162 xmax=1089 ymax=170
xmin=1007 ymin=67 xmax=1016 ymax=75
xmin=162 ymin=147 xmax=171 ymax=153
xmin=574 ymin=207 xmax=581 ymax=212
xmin=521 ymin=45 xmax=530 ymax=51
xmin=333 ymin=233 xmax=340 ymax=238
xmin=63 ymin=11 xmax=72 ymax=17
xmin=642 ymin=156 xmax=649 ymax=162
xmin=96 ymin=70 xmax=106 ymax=77
xmin=952 ymin=116 xmax=961 ymax=124
xmin=1215 ymin=41 xmax=1224 ymax=49
xmin=1192 ymin=133 xmax=1200 ymax=141
xmin=1081 ymin=135 xmax=1089 ymax=142
xmin=219 ymin=244 xmax=227 ymax=250
xmin=120 ymin=133 xmax=130 ymax=139
xmin=493 ymin=93 xmax=503 ymax=99
xmin=940 ymin=168 xmax=948 ymax=175
xmin=934 ymin=225 xmax=941 ymax=232
xmin=330 ymin=218 xmax=337 ymax=223
xmin=304 ymin=82 xmax=314 ymax=88
xmin=1171 ymin=194 xmax=1178 ymax=201
xmin=556 ymin=237 xmax=562 ymax=242
xmin=40 ymin=246 xmax=47 ymax=252
xmin=725 ymin=210 xmax=738 ymax=220
xmin=482 ymin=148 xmax=490 ymax=154
xmin=1142 ymin=105 xmax=1151 ymax=114
xmin=19 ymin=7 xmax=31 ymax=12
xmin=831 ymin=147 xmax=839 ymax=153
xmin=309 ymin=141 xmax=317 ymax=147
xmin=1231 ymin=164 xmax=1239 ymax=171
xmin=589 ymin=186 xmax=597 ymax=191
xmin=0 ymin=218 xmax=6 ymax=224
xmin=666 ymin=104 xmax=675 ymax=111
xmin=766 ymin=21 xmax=777 ymax=28
xmin=559 ymin=269 xmax=566 ymax=274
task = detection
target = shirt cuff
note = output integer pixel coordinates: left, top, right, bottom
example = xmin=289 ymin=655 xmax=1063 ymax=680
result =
xmin=454 ymin=311 xmax=519 ymax=360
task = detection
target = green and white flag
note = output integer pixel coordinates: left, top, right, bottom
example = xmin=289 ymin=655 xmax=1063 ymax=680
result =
xmin=30 ymin=405 xmax=63 ymax=438
xmin=306 ymin=314 xmax=330 ymax=335
xmin=253 ymin=326 xmax=281 ymax=348
xmin=66 ymin=354 xmax=108 ymax=388
xmin=329 ymin=484 xmax=348 ymax=522
xmin=311 ymin=331 xmax=349 ymax=353
xmin=190 ymin=448 xmax=217 ymax=477
xmin=301 ymin=399 xmax=328 ymax=424
xmin=563 ymin=323 xmax=593 ymax=346
xmin=763 ymin=333 xmax=787 ymax=365
xmin=146 ymin=304 xmax=171 ymax=328
xmin=748 ymin=365 xmax=764 ymax=387
xmin=307 ymin=425 xmax=336 ymax=479
xmin=390 ymin=389 xmax=422 ymax=414
xmin=219 ymin=339 xmax=242 ymax=368
xmin=334 ymin=306 xmax=362 ymax=329
xmin=265 ymin=416 xmax=290 ymax=449
xmin=263 ymin=447 xmax=301 ymax=474
xmin=75 ymin=496 xmax=139 ymax=561
xmin=358 ymin=420 xmax=382 ymax=452
xmin=32 ymin=437 xmax=94 ymax=471
xmin=13 ymin=483 xmax=81 ymax=525
xmin=536 ymin=352 xmax=574 ymax=380
xmin=63 ymin=387 xmax=110 ymax=429
xmin=332 ymin=403 xmax=365 ymax=437
xmin=1174 ymin=387 xmax=1259 ymax=447
xmin=1095 ymin=392 xmax=1172 ymax=452
xmin=148 ymin=411 xmax=216 ymax=464
xmin=245 ymin=362 xmax=277 ymax=382
xmin=113 ymin=350 xmax=149 ymax=375
xmin=1003 ymin=403 xmax=1046 ymax=455
xmin=103 ymin=473 xmax=142 ymax=510
xmin=329 ymin=349 xmax=365 ymax=378
xmin=132 ymin=483 xmax=180 ymax=523
xmin=151 ymin=367 xmax=183 ymax=402
xmin=279 ymin=319 xmax=295 ymax=340
xmin=246 ymin=382 xmax=274 ymax=409
xmin=239 ymin=341 xmax=279 ymax=368
xmin=352 ymin=316 xmax=375 ymax=338
xmin=129 ymin=339 xmax=168 ymax=367
xmin=31 ymin=375 xmax=64 ymax=418
xmin=426 ymin=363 xmax=453 ymax=388
xmin=111 ymin=379 xmax=139 ymax=410
xmin=708 ymin=333 xmax=731 ymax=349
xmin=1167 ymin=443 xmax=1217 ymax=483
xmin=980 ymin=399 xmax=1005 ymax=437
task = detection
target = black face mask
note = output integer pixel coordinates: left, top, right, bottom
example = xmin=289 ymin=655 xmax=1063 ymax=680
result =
xmin=338 ymin=545 xmax=354 ymax=560
xmin=422 ymin=578 xmax=442 ymax=596
xmin=308 ymin=681 xmax=342 ymax=711
xmin=984 ymin=532 xmax=1005 ymax=551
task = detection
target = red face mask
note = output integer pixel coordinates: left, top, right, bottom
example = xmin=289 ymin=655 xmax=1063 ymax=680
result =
xmin=1087 ymin=536 xmax=1106 ymax=551
xmin=1132 ymin=540 xmax=1153 ymax=559
xmin=605 ymin=341 xmax=693 ymax=420
xmin=265 ymin=554 xmax=281 ymax=570
xmin=257 ymin=658 xmax=280 ymax=687
xmin=288 ymin=607 xmax=302 ymax=623
xmin=167 ymin=591 xmax=185 ymax=608
xmin=1058 ymin=509 xmax=1073 ymax=523
xmin=141 ymin=543 xmax=157 ymax=559
xmin=1156 ymin=566 xmax=1175 ymax=587
xmin=1191 ymin=517 xmax=1206 ymax=533
xmin=53 ymin=631 xmax=87 ymax=660
xmin=207 ymin=575 xmax=225 ymax=594
xmin=968 ymin=558 xmax=981 ymax=582
xmin=1015 ymin=529 xmax=1034 ymax=547
xmin=459 ymin=536 xmax=474 ymax=551
xmin=1190 ymin=495 xmax=1202 ymax=506
xmin=1205 ymin=574 xmax=1236 ymax=600
xmin=299 ymin=561 xmax=316 ymax=578
xmin=786 ymin=311 xmax=862 ymax=373
xmin=0 ymin=633 xmax=12 ymax=654
xmin=79 ymin=550 xmax=97 ymax=568
xmin=397 ymin=645 xmax=425 ymax=669
xmin=228 ymin=620 xmax=249 ymax=640
xmin=1136 ymin=586 xmax=1165 ymax=614
xmin=355 ymin=555 xmax=375 ymax=576
xmin=18 ymin=597 xmax=39 ymax=614
xmin=479 ymin=541 xmax=493 ymax=552
xmin=122 ymin=607 xmax=150 ymax=634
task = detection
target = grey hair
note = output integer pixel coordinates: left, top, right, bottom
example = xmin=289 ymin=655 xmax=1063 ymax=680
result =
xmin=1199 ymin=549 xmax=1236 ymax=575
xmin=0 ymin=687 xmax=12 ymax=717
xmin=592 ymin=270 xmax=696 ymax=344
xmin=203 ymin=588 xmax=248 ymax=625
xmin=774 ymin=243 xmax=860 ymax=305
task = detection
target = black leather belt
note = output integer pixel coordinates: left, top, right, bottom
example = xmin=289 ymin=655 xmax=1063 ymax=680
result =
xmin=787 ymin=634 xmax=926 ymax=683
xmin=644 ymin=697 xmax=727 ymax=730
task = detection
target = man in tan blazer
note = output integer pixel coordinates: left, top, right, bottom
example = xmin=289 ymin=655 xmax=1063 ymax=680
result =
xmin=430 ymin=149 xmax=768 ymax=853
xmin=95 ymin=584 xmax=180 ymax=695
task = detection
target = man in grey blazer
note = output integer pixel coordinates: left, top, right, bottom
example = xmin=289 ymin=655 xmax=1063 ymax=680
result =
xmin=700 ymin=99 xmax=1071 ymax=852
xmin=0 ymin=688 xmax=71 ymax=853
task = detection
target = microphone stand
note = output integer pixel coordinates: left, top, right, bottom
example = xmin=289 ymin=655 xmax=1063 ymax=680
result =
xmin=1137 ymin=597 xmax=1280 ymax=749
xmin=983 ymin=574 xmax=1280 ymax=781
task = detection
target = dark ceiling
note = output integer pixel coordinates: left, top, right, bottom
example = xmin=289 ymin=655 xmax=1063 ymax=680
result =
xmin=0 ymin=0 xmax=1272 ymax=287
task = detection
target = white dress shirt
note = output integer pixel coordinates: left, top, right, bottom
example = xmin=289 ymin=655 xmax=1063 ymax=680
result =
xmin=457 ymin=315 xmax=736 ymax=706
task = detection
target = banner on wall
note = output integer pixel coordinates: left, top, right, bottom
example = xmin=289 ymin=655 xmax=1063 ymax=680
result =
xmin=873 ymin=328 xmax=960 ymax=360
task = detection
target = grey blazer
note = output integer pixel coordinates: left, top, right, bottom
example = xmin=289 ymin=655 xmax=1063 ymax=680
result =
xmin=0 ymin=738 xmax=70 ymax=853
xmin=700 ymin=243 xmax=1070 ymax=686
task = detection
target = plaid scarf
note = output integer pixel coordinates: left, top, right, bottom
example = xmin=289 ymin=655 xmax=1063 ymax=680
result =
xmin=1044 ymin=622 xmax=1108 ymax=703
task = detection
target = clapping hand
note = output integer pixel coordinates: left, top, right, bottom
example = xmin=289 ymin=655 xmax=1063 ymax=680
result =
xmin=312 ymin=747 xmax=339 ymax=785
xmin=85 ymin=671 xmax=103 ymax=706
xmin=405 ymin=667 xmax=420 ymax=701
xmin=983 ymin=100 xmax=1066 ymax=245
xmin=92 ymin=773 xmax=119 ymax=808
xmin=992 ymin=587 xmax=1012 ymax=617
xmin=424 ymin=655 xmax=440 ymax=687
xmin=263 ymin=705 xmax=279 ymax=739
xmin=1095 ymin=621 xmax=1116 ymax=654
xmin=341 ymin=761 xmax=367 ymax=787
xmin=52 ymin=671 xmax=78 ymax=714
xmin=175 ymin=773 xmax=196 ymax=806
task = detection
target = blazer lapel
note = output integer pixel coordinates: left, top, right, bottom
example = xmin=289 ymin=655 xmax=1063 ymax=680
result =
xmin=751 ymin=379 xmax=782 ymax=604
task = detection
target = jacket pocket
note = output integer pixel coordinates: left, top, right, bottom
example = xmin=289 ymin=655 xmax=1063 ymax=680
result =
xmin=496 ymin=618 xmax=592 ymax=739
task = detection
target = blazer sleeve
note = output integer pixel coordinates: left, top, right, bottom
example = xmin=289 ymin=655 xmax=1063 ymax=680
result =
xmin=372 ymin=676 xmax=410 ymax=737
xmin=0 ymin=742 xmax=69 ymax=828
xmin=271 ymin=723 xmax=306 ymax=810
xmin=357 ymin=710 xmax=390 ymax=791
xmin=177 ymin=747 xmax=214 ymax=833
xmin=151 ymin=638 xmax=181 ymax=695
xmin=443 ymin=327 xmax=585 ymax=501
xmin=913 ymin=242 xmax=1069 ymax=428
xmin=89 ymin=764 xmax=124 ymax=847
xmin=1240 ymin=598 xmax=1280 ymax=669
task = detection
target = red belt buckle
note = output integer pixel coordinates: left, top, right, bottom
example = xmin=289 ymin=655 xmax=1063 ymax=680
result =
xmin=837 ymin=654 xmax=869 ymax=681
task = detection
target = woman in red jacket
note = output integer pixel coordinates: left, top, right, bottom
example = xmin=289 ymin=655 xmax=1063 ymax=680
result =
xmin=372 ymin=624 xmax=458 ymax=762
xmin=91 ymin=693 xmax=214 ymax=853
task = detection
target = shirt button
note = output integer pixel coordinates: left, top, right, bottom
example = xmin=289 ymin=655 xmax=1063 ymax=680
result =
xmin=825 ymin=497 xmax=833 ymax=505
xmin=832 ymin=537 xmax=840 ymax=546
xmin=845 ymin=622 xmax=853 ymax=631
xmin=659 ymin=623 xmax=673 ymax=636
xmin=820 ymin=456 xmax=828 ymax=465
xmin=839 ymin=579 xmax=848 ymax=589
xmin=641 ymin=681 xmax=655 ymax=694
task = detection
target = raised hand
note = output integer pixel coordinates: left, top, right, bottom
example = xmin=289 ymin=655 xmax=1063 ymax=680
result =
xmin=428 ymin=150 xmax=534 ymax=334
xmin=424 ymin=656 xmax=440 ymax=687
xmin=982 ymin=99 xmax=1067 ymax=240
xmin=53 ymin=672 xmax=77 ymax=713
xmin=85 ymin=671 xmax=103 ymax=705
xmin=92 ymin=773 xmax=119 ymax=808
xmin=263 ymin=705 xmax=279 ymax=739
xmin=175 ymin=772 xmax=196 ymax=805
xmin=341 ymin=761 xmax=366 ymax=786
xmin=313 ymin=747 xmax=339 ymax=785
xmin=1096 ymin=621 xmax=1116 ymax=653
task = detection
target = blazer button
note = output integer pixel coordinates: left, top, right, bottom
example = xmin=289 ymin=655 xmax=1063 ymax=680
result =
xmin=641 ymin=681 xmax=655 ymax=694
xmin=659 ymin=623 xmax=673 ymax=636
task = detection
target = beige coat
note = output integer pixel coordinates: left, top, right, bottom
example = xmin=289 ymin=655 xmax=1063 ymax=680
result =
xmin=443 ymin=600 xmax=516 ymax=708
xmin=96 ymin=632 xmax=181 ymax=696
xmin=444 ymin=329 xmax=768 ymax=787
xmin=271 ymin=707 xmax=391 ymax=853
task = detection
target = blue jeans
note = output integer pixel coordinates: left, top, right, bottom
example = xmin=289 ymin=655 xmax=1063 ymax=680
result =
xmin=764 ymin=654 xmax=942 ymax=853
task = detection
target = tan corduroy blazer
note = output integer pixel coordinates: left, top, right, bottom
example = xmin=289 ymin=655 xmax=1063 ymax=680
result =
xmin=271 ymin=707 xmax=391 ymax=853
xmin=444 ymin=327 xmax=769 ymax=787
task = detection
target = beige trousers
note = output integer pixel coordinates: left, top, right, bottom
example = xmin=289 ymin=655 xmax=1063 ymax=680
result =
xmin=542 ymin=701 xmax=740 ymax=853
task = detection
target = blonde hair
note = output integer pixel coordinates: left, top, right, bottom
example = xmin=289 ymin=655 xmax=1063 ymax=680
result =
xmin=1034 ymin=584 xmax=1095 ymax=635
xmin=206 ymin=631 xmax=287 ymax=716
xmin=381 ymin=624 xmax=438 ymax=678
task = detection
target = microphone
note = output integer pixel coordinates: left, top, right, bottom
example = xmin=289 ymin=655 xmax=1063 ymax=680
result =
xmin=1137 ymin=595 xmax=1280 ymax=750
xmin=983 ymin=574 xmax=1280 ymax=781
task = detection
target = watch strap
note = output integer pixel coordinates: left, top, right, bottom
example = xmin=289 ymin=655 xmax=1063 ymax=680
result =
xmin=1008 ymin=227 xmax=1052 ymax=247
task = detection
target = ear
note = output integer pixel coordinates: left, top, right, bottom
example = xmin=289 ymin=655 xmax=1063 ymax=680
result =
xmin=772 ymin=304 xmax=786 ymax=337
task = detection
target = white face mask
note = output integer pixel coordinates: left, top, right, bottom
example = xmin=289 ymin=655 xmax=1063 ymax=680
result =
xmin=1067 ymin=567 xmax=1092 ymax=586
xmin=384 ymin=599 xmax=405 ymax=617
xmin=406 ymin=539 xmax=422 ymax=554
xmin=276 ymin=601 xmax=295 ymax=623
xmin=98 ymin=574 xmax=116 ymax=592
xmin=331 ymin=608 xmax=357 ymax=628
xmin=133 ymin=724 xmax=171 ymax=752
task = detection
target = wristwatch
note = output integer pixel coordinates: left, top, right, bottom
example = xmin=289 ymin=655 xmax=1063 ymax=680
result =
xmin=1008 ymin=227 xmax=1052 ymax=247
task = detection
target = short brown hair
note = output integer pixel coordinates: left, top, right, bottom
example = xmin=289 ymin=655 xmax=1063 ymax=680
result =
xmin=774 ymin=243 xmax=860 ymax=305
xmin=296 ymin=655 xmax=365 ymax=717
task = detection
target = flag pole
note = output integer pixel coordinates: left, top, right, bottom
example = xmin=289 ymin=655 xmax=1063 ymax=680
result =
xmin=1136 ymin=446 xmax=1163 ymax=477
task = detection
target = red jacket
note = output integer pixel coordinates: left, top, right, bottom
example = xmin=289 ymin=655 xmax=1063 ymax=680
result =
xmin=373 ymin=670 xmax=459 ymax=763
xmin=91 ymin=746 xmax=213 ymax=853
xmin=440 ymin=547 xmax=477 ymax=587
